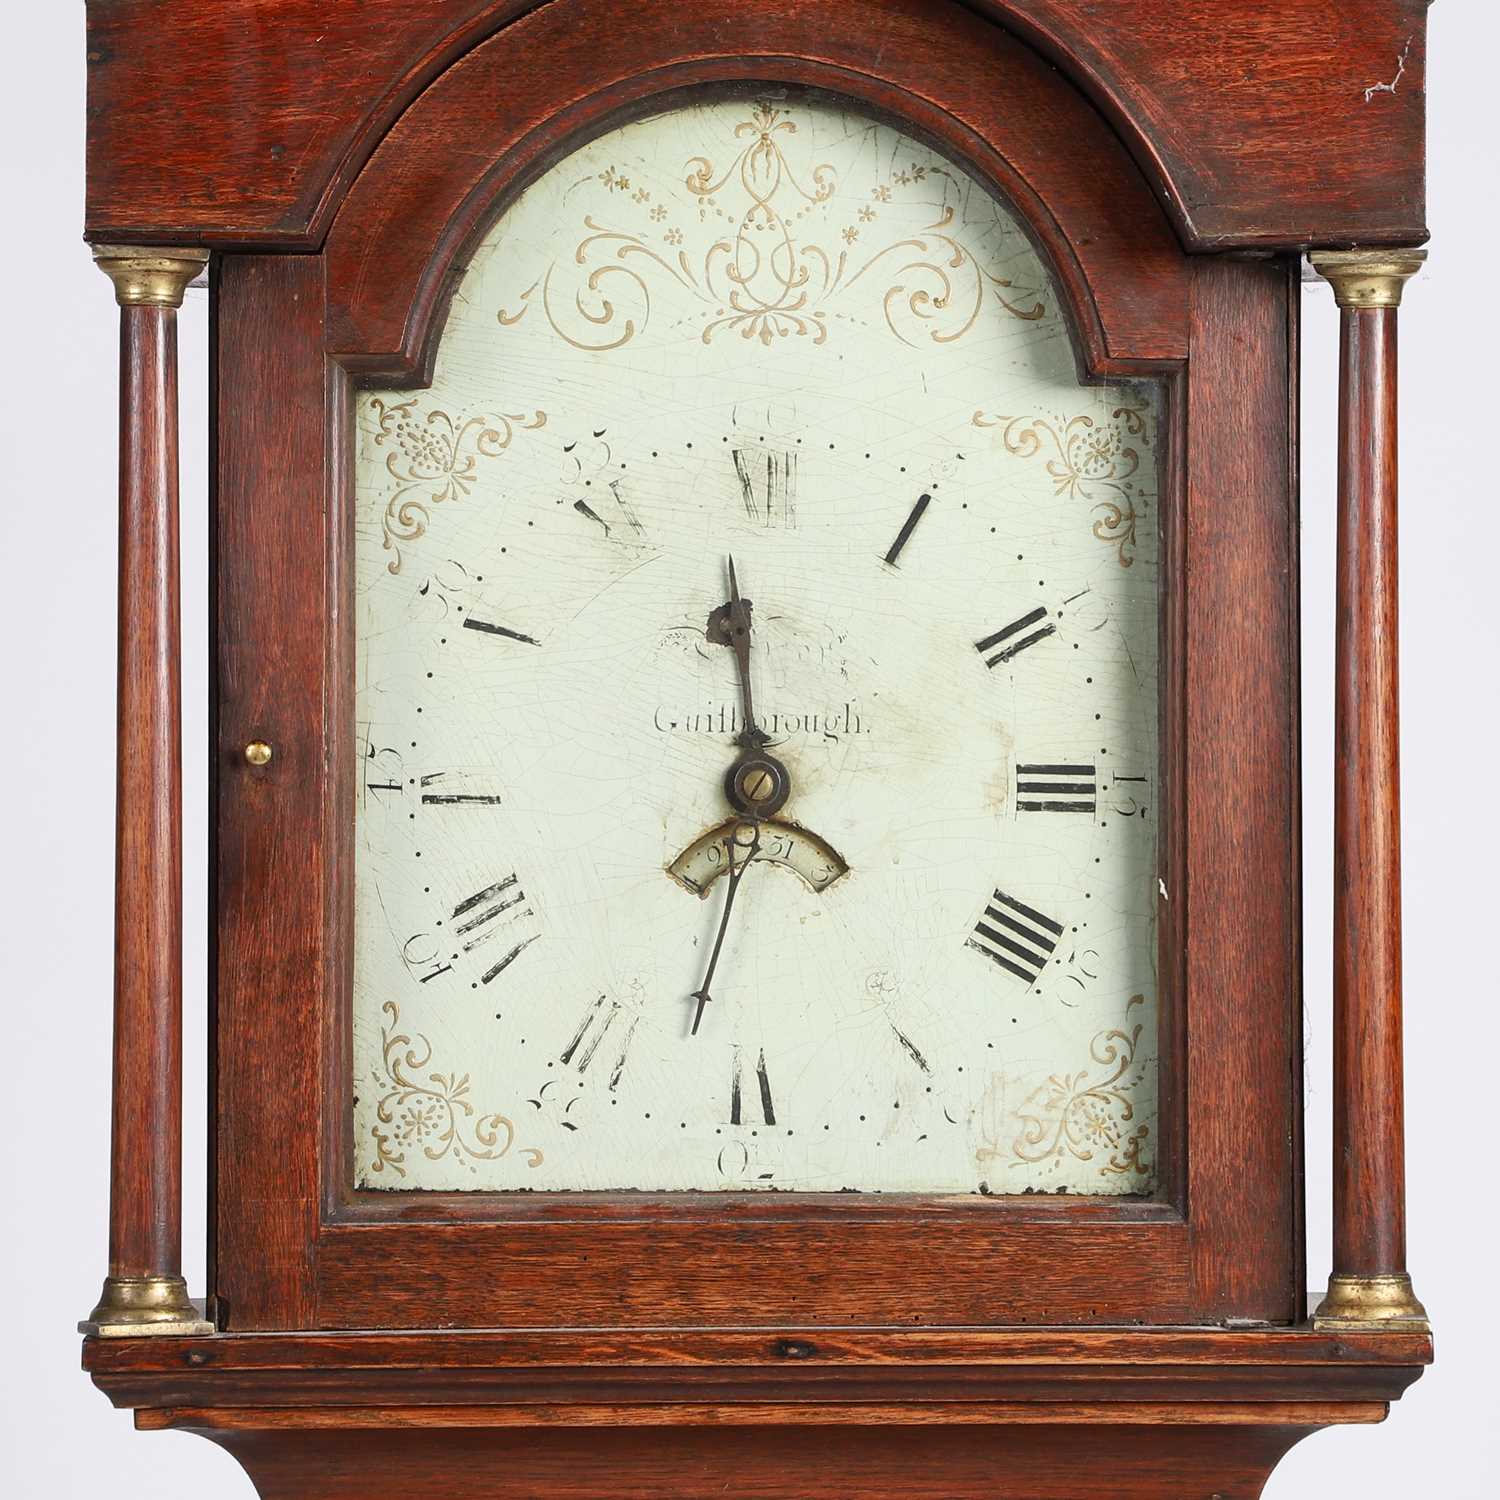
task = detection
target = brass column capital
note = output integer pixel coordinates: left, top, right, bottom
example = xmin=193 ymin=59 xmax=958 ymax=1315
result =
xmin=1309 ymin=248 xmax=1427 ymax=310
xmin=91 ymin=245 xmax=209 ymax=309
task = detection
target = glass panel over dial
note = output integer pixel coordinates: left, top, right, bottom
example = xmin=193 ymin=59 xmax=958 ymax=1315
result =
xmin=352 ymin=94 xmax=1162 ymax=1195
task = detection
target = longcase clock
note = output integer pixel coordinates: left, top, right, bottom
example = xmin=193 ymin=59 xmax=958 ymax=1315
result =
xmin=78 ymin=3 xmax=1436 ymax=1496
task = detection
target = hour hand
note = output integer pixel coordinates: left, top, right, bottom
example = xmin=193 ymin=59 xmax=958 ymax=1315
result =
xmin=706 ymin=556 xmax=770 ymax=749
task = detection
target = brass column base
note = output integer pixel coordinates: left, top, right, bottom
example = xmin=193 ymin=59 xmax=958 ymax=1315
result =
xmin=79 ymin=1275 xmax=215 ymax=1338
xmin=1312 ymin=1272 xmax=1430 ymax=1332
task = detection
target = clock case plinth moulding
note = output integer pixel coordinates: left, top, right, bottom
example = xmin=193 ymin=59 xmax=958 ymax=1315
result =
xmin=77 ymin=2 xmax=1434 ymax=1496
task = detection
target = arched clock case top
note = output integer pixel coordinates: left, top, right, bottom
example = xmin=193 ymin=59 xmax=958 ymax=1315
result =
xmin=319 ymin=0 xmax=1190 ymax=382
xmin=196 ymin=0 xmax=1299 ymax=1336
xmin=83 ymin=0 xmax=1430 ymax=253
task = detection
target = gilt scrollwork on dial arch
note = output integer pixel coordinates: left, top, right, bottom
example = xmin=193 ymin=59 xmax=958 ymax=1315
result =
xmin=494 ymin=100 xmax=1046 ymax=351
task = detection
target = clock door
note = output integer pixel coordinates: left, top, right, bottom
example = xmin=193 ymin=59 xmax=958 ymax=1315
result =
xmin=211 ymin=3 xmax=1299 ymax=1331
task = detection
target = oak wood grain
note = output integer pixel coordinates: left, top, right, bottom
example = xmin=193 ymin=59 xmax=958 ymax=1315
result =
xmin=1182 ymin=257 xmax=1302 ymax=1319
xmin=211 ymin=256 xmax=329 ymax=1327
xmin=84 ymin=1326 xmax=1435 ymax=1372
xmin=110 ymin=303 xmax=184 ymax=1281
xmin=112 ymin=1419 xmax=1345 ymax=1499
xmin=1332 ymin=307 xmax=1407 ymax=1275
xmin=137 ymin=1401 xmax=1391 ymax=1428
xmin=82 ymin=0 xmax=1430 ymax=253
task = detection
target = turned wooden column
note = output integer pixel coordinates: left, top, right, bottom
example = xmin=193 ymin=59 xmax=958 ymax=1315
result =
xmin=80 ymin=247 xmax=214 ymax=1337
xmin=1308 ymin=249 xmax=1429 ymax=1332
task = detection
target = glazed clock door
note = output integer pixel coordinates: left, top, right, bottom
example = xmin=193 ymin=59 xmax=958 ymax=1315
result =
xmin=350 ymin=96 xmax=1160 ymax=1198
xmin=212 ymin=16 xmax=1299 ymax=1332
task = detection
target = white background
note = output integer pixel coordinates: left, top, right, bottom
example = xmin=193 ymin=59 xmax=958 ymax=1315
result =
xmin=1 ymin=5 xmax=1492 ymax=1495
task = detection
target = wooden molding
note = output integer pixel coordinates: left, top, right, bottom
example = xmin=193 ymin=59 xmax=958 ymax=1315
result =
xmin=85 ymin=1327 xmax=1430 ymax=1498
xmin=82 ymin=0 xmax=1430 ymax=252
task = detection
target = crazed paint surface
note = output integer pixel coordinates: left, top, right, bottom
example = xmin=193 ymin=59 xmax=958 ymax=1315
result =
xmin=351 ymin=96 xmax=1162 ymax=1194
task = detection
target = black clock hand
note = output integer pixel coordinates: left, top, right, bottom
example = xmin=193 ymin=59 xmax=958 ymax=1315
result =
xmin=708 ymin=555 xmax=770 ymax=750
xmin=688 ymin=822 xmax=761 ymax=1036
xmin=707 ymin=556 xmax=793 ymax=816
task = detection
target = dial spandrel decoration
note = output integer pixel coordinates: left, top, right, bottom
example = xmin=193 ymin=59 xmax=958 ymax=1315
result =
xmin=351 ymin=95 xmax=1162 ymax=1194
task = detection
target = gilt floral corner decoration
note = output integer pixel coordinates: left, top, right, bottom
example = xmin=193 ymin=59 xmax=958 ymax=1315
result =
xmin=366 ymin=1000 xmax=542 ymax=1179
xmin=365 ymin=398 xmax=546 ymax=575
xmin=1008 ymin=994 xmax=1154 ymax=1182
xmin=972 ymin=401 xmax=1154 ymax=567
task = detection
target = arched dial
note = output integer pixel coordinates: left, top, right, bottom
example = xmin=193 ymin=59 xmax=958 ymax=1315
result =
xmin=352 ymin=95 xmax=1162 ymax=1195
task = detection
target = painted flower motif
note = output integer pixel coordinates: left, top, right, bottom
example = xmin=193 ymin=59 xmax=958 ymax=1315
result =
xmin=872 ymin=183 xmax=892 ymax=202
xmin=369 ymin=1001 xmax=543 ymax=1179
xmin=1076 ymin=1098 xmax=1121 ymax=1147
xmin=633 ymin=186 xmax=651 ymax=204
xmin=367 ymin=398 xmax=546 ymax=574
xmin=398 ymin=1100 xmax=442 ymax=1144
xmin=842 ymin=225 xmax=860 ymax=244
xmin=650 ymin=204 xmax=668 ymax=222
xmin=858 ymin=205 xmax=876 ymax=223
xmin=1009 ymin=996 xmax=1153 ymax=1180
xmin=599 ymin=165 xmax=631 ymax=191
xmin=1080 ymin=430 xmax=1123 ymax=474
xmin=971 ymin=402 xmax=1149 ymax=566
xmin=665 ymin=227 xmax=683 ymax=246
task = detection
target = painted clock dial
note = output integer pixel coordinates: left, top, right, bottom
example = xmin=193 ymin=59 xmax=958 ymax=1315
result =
xmin=351 ymin=94 xmax=1162 ymax=1194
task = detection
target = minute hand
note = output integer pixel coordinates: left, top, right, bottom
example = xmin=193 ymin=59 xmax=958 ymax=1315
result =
xmin=688 ymin=822 xmax=761 ymax=1035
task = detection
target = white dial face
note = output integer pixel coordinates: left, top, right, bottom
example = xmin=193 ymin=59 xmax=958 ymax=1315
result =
xmin=351 ymin=95 xmax=1161 ymax=1195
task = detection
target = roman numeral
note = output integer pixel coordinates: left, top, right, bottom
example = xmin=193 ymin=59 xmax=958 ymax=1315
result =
xmin=559 ymin=994 xmax=637 ymax=1090
xmin=449 ymin=874 xmax=536 ymax=982
xmin=477 ymin=934 xmax=537 ymax=984
xmin=884 ymin=493 xmax=932 ymax=566
xmin=729 ymin=1046 xmax=777 ymax=1125
xmin=966 ymin=888 xmax=1064 ymax=986
xmin=975 ymin=605 xmax=1055 ymax=667
xmin=1016 ymin=762 xmax=1097 ymax=814
xmin=573 ymin=478 xmax=647 ymax=543
xmin=418 ymin=770 xmax=503 ymax=807
xmin=890 ymin=1025 xmax=931 ymax=1075
xmin=732 ymin=448 xmax=797 ymax=527
xmin=463 ymin=616 xmax=540 ymax=646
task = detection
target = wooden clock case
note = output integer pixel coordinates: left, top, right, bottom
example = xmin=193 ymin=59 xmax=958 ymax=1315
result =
xmin=79 ymin=3 xmax=1434 ymax=1496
